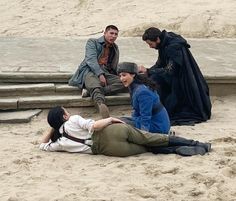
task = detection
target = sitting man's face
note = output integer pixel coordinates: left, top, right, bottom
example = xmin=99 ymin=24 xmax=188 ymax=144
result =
xmin=104 ymin=28 xmax=119 ymax=44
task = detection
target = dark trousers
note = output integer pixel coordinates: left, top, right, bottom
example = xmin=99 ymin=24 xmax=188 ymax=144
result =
xmin=147 ymin=136 xmax=208 ymax=155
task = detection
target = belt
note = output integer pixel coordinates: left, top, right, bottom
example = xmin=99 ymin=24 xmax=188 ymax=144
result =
xmin=62 ymin=126 xmax=92 ymax=147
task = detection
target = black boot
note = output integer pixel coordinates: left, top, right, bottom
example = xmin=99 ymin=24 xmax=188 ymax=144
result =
xmin=147 ymin=146 xmax=206 ymax=156
xmin=175 ymin=146 xmax=206 ymax=156
xmin=169 ymin=136 xmax=211 ymax=152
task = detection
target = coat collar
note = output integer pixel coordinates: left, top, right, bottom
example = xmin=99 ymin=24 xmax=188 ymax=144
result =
xmin=129 ymin=80 xmax=141 ymax=96
xmin=97 ymin=36 xmax=117 ymax=48
xmin=97 ymin=36 xmax=106 ymax=44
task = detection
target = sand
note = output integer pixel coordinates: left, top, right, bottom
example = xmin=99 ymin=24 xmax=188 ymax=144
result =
xmin=0 ymin=96 xmax=236 ymax=201
xmin=0 ymin=0 xmax=236 ymax=200
xmin=0 ymin=0 xmax=235 ymax=38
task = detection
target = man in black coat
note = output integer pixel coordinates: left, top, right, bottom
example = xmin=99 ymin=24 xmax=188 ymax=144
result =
xmin=139 ymin=27 xmax=211 ymax=126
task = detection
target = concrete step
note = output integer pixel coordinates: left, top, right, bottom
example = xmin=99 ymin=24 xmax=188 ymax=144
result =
xmin=0 ymin=74 xmax=236 ymax=97
xmin=0 ymin=93 xmax=130 ymax=110
xmin=0 ymin=83 xmax=81 ymax=97
xmin=205 ymin=75 xmax=236 ymax=96
xmin=0 ymin=72 xmax=71 ymax=83
xmin=0 ymin=72 xmax=236 ymax=85
xmin=0 ymin=73 xmax=235 ymax=111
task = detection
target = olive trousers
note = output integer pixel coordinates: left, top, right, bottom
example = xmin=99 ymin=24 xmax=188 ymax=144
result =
xmin=91 ymin=123 xmax=169 ymax=157
xmin=84 ymin=70 xmax=125 ymax=103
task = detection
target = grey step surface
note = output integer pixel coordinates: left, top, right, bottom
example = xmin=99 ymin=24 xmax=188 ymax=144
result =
xmin=1 ymin=38 xmax=235 ymax=77
xmin=0 ymin=74 xmax=236 ymax=97
xmin=0 ymin=83 xmax=80 ymax=97
xmin=1 ymin=72 xmax=236 ymax=84
xmin=0 ymin=72 xmax=71 ymax=83
xmin=0 ymin=109 xmax=42 ymax=123
xmin=0 ymin=93 xmax=130 ymax=110
xmin=0 ymin=38 xmax=235 ymax=110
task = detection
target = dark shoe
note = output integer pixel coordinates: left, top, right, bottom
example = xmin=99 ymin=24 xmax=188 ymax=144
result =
xmin=96 ymin=102 xmax=110 ymax=118
xmin=175 ymin=146 xmax=206 ymax=156
xmin=169 ymin=136 xmax=211 ymax=152
xmin=197 ymin=142 xmax=211 ymax=152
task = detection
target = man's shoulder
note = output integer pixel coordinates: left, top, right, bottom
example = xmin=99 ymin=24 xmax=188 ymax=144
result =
xmin=164 ymin=33 xmax=189 ymax=50
xmin=88 ymin=36 xmax=104 ymax=42
xmin=87 ymin=38 xmax=99 ymax=43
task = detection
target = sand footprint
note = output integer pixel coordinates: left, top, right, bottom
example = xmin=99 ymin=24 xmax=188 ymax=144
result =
xmin=212 ymin=137 xmax=236 ymax=143
xmin=128 ymin=187 xmax=157 ymax=199
xmin=161 ymin=167 xmax=179 ymax=175
xmin=190 ymin=172 xmax=217 ymax=187
xmin=221 ymin=164 xmax=236 ymax=178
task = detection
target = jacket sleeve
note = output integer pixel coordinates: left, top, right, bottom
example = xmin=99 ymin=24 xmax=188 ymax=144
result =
xmin=147 ymin=55 xmax=161 ymax=75
xmin=85 ymin=38 xmax=104 ymax=76
xmin=135 ymin=90 xmax=154 ymax=132
xmin=147 ymin=55 xmax=178 ymax=81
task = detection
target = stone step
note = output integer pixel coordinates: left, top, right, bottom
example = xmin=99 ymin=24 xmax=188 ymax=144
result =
xmin=0 ymin=72 xmax=72 ymax=83
xmin=0 ymin=72 xmax=236 ymax=85
xmin=204 ymin=75 xmax=236 ymax=96
xmin=0 ymin=74 xmax=236 ymax=97
xmin=0 ymin=93 xmax=130 ymax=110
xmin=0 ymin=83 xmax=81 ymax=97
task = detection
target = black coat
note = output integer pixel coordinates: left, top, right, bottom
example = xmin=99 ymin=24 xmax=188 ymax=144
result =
xmin=148 ymin=30 xmax=211 ymax=125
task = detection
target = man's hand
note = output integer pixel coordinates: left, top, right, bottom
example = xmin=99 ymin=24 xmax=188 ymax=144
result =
xmin=92 ymin=117 xmax=124 ymax=131
xmin=110 ymin=117 xmax=125 ymax=124
xmin=99 ymin=74 xmax=107 ymax=86
xmin=138 ymin=65 xmax=147 ymax=74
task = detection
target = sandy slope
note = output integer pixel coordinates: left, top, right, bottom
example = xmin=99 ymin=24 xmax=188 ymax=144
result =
xmin=0 ymin=0 xmax=235 ymax=38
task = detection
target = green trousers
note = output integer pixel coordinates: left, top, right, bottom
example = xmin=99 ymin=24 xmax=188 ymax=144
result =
xmin=84 ymin=70 xmax=125 ymax=103
xmin=91 ymin=123 xmax=169 ymax=157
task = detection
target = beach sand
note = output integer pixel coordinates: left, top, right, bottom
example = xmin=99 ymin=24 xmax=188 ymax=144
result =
xmin=0 ymin=0 xmax=236 ymax=200
xmin=0 ymin=96 xmax=236 ymax=201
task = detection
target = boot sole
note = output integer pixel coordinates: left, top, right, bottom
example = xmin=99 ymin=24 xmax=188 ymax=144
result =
xmin=98 ymin=103 xmax=110 ymax=118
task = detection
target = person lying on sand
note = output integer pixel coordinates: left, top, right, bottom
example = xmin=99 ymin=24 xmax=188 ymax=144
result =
xmin=40 ymin=106 xmax=211 ymax=157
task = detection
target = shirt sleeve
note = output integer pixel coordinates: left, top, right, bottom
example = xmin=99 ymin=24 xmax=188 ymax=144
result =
xmin=39 ymin=140 xmax=63 ymax=152
xmin=39 ymin=138 xmax=92 ymax=153
xmin=71 ymin=115 xmax=95 ymax=134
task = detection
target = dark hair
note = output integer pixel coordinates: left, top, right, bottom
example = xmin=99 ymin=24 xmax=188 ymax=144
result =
xmin=142 ymin=27 xmax=162 ymax=41
xmin=47 ymin=106 xmax=65 ymax=142
xmin=134 ymin=74 xmax=158 ymax=91
xmin=105 ymin=25 xmax=119 ymax=32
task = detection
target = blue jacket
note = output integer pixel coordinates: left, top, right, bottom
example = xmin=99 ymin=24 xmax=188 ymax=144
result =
xmin=130 ymin=82 xmax=170 ymax=134
xmin=68 ymin=36 xmax=119 ymax=88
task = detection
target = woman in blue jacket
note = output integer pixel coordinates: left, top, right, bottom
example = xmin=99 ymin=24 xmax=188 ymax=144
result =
xmin=117 ymin=62 xmax=170 ymax=134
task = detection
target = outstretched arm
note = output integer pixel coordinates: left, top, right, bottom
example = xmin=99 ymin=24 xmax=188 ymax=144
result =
xmin=92 ymin=117 xmax=124 ymax=131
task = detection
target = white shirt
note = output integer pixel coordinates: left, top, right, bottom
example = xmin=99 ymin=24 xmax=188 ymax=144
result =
xmin=39 ymin=115 xmax=95 ymax=153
